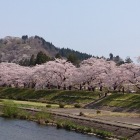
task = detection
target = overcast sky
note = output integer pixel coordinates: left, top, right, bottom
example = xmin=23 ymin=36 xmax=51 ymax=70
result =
xmin=0 ymin=0 xmax=140 ymax=61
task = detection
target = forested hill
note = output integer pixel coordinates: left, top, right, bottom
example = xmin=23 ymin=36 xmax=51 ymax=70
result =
xmin=0 ymin=35 xmax=92 ymax=65
xmin=59 ymin=48 xmax=92 ymax=61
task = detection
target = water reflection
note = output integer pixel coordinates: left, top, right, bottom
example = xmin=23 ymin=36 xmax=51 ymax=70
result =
xmin=0 ymin=117 xmax=101 ymax=140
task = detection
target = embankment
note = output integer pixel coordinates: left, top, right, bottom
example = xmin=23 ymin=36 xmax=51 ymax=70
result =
xmin=0 ymin=87 xmax=100 ymax=104
xmin=86 ymin=94 xmax=140 ymax=113
xmin=1 ymin=104 xmax=139 ymax=140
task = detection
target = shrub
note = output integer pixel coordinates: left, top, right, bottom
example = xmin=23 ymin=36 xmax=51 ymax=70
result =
xmin=96 ymin=110 xmax=101 ymax=114
xmin=35 ymin=111 xmax=52 ymax=125
xmin=56 ymin=122 xmax=63 ymax=129
xmin=74 ymin=104 xmax=81 ymax=108
xmin=46 ymin=104 xmax=51 ymax=108
xmin=79 ymin=112 xmax=84 ymax=116
xmin=66 ymin=121 xmax=77 ymax=130
xmin=18 ymin=110 xmax=30 ymax=120
xmin=96 ymin=129 xmax=112 ymax=138
xmin=2 ymin=101 xmax=19 ymax=118
xmin=59 ymin=103 xmax=65 ymax=108
xmin=35 ymin=112 xmax=51 ymax=120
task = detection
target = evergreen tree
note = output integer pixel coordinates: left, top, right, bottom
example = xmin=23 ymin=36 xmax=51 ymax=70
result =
xmin=35 ymin=51 xmax=50 ymax=64
xmin=29 ymin=54 xmax=35 ymax=66
xmin=67 ymin=53 xmax=78 ymax=65
xmin=22 ymin=35 xmax=28 ymax=40
xmin=125 ymin=56 xmax=133 ymax=63
xmin=19 ymin=59 xmax=30 ymax=66
xmin=55 ymin=53 xmax=61 ymax=59
xmin=109 ymin=53 xmax=113 ymax=60
xmin=22 ymin=35 xmax=28 ymax=43
xmin=113 ymin=55 xmax=124 ymax=65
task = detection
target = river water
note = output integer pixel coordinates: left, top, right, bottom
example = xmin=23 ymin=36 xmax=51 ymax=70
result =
xmin=0 ymin=117 xmax=101 ymax=140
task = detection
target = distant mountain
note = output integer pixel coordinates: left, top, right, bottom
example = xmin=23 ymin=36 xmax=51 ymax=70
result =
xmin=0 ymin=35 xmax=92 ymax=64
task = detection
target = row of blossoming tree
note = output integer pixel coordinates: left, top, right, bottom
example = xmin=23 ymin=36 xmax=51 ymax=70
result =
xmin=0 ymin=58 xmax=140 ymax=92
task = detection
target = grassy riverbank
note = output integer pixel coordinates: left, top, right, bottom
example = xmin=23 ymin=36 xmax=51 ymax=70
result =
xmin=94 ymin=93 xmax=140 ymax=110
xmin=0 ymin=87 xmax=100 ymax=105
xmin=0 ymin=87 xmax=140 ymax=111
xmin=0 ymin=99 xmax=59 ymax=109
xmin=0 ymin=87 xmax=139 ymax=139
xmin=0 ymin=101 xmax=128 ymax=140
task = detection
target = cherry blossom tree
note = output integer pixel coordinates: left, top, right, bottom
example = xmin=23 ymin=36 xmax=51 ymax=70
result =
xmin=32 ymin=59 xmax=77 ymax=89
xmin=78 ymin=58 xmax=116 ymax=91
xmin=0 ymin=62 xmax=33 ymax=88
xmin=0 ymin=57 xmax=140 ymax=92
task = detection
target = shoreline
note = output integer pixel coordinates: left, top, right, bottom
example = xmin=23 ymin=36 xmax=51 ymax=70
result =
xmin=0 ymin=100 xmax=139 ymax=139
xmin=0 ymin=107 xmax=133 ymax=140
xmin=0 ymin=114 xmax=117 ymax=140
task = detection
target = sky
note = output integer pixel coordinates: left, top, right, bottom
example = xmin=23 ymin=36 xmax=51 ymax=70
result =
xmin=0 ymin=0 xmax=140 ymax=61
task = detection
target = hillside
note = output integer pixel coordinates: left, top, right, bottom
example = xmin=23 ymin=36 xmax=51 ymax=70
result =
xmin=0 ymin=35 xmax=92 ymax=64
xmin=0 ymin=87 xmax=99 ymax=104
xmin=90 ymin=93 xmax=140 ymax=112
xmin=0 ymin=87 xmax=139 ymax=112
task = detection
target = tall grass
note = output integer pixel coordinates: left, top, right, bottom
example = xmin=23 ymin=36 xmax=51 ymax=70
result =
xmin=2 ymin=101 xmax=19 ymax=118
xmin=56 ymin=119 xmax=113 ymax=138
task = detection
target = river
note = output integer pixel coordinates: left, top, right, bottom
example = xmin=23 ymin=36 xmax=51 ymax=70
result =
xmin=0 ymin=117 xmax=101 ymax=140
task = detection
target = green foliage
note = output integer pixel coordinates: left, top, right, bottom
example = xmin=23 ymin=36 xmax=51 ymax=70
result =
xmin=46 ymin=104 xmax=51 ymax=108
xmin=67 ymin=53 xmax=78 ymax=65
xmin=56 ymin=120 xmax=113 ymax=138
xmin=55 ymin=53 xmax=61 ymax=59
xmin=59 ymin=48 xmax=92 ymax=61
xmin=56 ymin=120 xmax=78 ymax=130
xmin=56 ymin=122 xmax=63 ymax=129
xmin=2 ymin=101 xmax=19 ymax=118
xmin=108 ymin=53 xmax=126 ymax=66
xmin=22 ymin=35 xmax=28 ymax=41
xmin=95 ymin=129 xmax=113 ymax=138
xmin=29 ymin=54 xmax=35 ymax=66
xmin=18 ymin=110 xmax=30 ymax=120
xmin=109 ymin=53 xmax=113 ymax=60
xmin=96 ymin=110 xmax=101 ymax=114
xmin=59 ymin=103 xmax=65 ymax=108
xmin=35 ymin=111 xmax=51 ymax=120
xmin=19 ymin=58 xmax=30 ymax=66
xmin=35 ymin=51 xmax=50 ymax=65
xmin=74 ymin=104 xmax=81 ymax=108
xmin=35 ymin=111 xmax=52 ymax=124
xmin=19 ymin=51 xmax=51 ymax=66
xmin=79 ymin=112 xmax=84 ymax=116
xmin=125 ymin=56 xmax=133 ymax=63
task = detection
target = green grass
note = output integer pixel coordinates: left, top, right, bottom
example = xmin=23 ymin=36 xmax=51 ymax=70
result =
xmin=0 ymin=87 xmax=140 ymax=110
xmin=0 ymin=99 xmax=59 ymax=109
xmin=96 ymin=93 xmax=140 ymax=109
xmin=56 ymin=119 xmax=113 ymax=138
xmin=0 ymin=87 xmax=99 ymax=104
xmin=0 ymin=101 xmax=116 ymax=139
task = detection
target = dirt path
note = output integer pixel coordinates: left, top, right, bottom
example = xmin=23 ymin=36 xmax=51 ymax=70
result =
xmin=6 ymin=105 xmax=140 ymax=130
xmin=46 ymin=108 xmax=140 ymax=139
xmin=10 ymin=106 xmax=140 ymax=139
xmin=47 ymin=108 xmax=140 ymax=129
